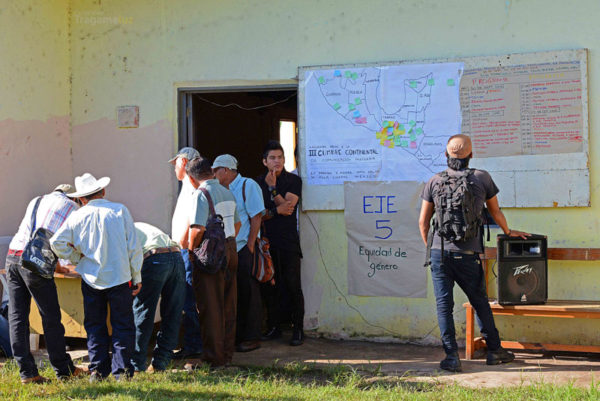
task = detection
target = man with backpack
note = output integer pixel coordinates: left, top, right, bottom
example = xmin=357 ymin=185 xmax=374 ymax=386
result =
xmin=418 ymin=134 xmax=529 ymax=373
xmin=6 ymin=184 xmax=84 ymax=383
xmin=186 ymin=157 xmax=240 ymax=367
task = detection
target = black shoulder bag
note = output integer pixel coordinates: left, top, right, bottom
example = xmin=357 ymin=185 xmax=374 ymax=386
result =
xmin=21 ymin=196 xmax=58 ymax=279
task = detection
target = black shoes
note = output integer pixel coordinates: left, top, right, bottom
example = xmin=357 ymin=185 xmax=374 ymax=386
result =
xmin=173 ymin=349 xmax=203 ymax=360
xmin=235 ymin=340 xmax=261 ymax=352
xmin=440 ymin=352 xmax=462 ymax=372
xmin=486 ymin=347 xmax=515 ymax=365
xmin=261 ymin=327 xmax=282 ymax=341
xmin=289 ymin=329 xmax=304 ymax=346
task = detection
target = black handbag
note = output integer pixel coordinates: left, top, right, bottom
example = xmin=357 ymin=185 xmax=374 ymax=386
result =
xmin=21 ymin=196 xmax=58 ymax=279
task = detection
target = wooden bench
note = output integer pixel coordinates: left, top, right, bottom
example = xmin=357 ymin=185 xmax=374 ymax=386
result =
xmin=463 ymin=247 xmax=600 ymax=360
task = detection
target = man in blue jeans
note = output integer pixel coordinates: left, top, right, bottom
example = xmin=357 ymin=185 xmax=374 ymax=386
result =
xmin=131 ymin=222 xmax=185 ymax=372
xmin=6 ymin=184 xmax=82 ymax=383
xmin=51 ymin=173 xmax=143 ymax=381
xmin=419 ymin=134 xmax=529 ymax=372
xmin=169 ymin=147 xmax=203 ymax=359
xmin=0 ymin=274 xmax=12 ymax=358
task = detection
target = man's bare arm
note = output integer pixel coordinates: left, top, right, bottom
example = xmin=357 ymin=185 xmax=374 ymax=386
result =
xmin=247 ymin=213 xmax=262 ymax=253
xmin=188 ymin=225 xmax=206 ymax=250
xmin=418 ymin=200 xmax=434 ymax=246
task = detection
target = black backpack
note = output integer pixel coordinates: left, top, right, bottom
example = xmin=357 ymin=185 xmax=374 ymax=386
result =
xmin=432 ymin=168 xmax=481 ymax=243
xmin=191 ymin=187 xmax=227 ymax=274
xmin=425 ymin=169 xmax=486 ymax=266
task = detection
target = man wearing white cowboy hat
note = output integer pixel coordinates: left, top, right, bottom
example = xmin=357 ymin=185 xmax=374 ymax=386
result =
xmin=51 ymin=173 xmax=143 ymax=381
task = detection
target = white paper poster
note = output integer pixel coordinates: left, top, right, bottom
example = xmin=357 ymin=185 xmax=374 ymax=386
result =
xmin=344 ymin=181 xmax=427 ymax=298
xmin=305 ymin=62 xmax=463 ymax=185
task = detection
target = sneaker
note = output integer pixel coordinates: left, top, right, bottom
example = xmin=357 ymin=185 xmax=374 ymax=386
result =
xmin=440 ymin=352 xmax=462 ymax=372
xmin=21 ymin=375 xmax=50 ymax=384
xmin=261 ymin=327 xmax=282 ymax=341
xmin=289 ymin=329 xmax=304 ymax=346
xmin=486 ymin=347 xmax=515 ymax=365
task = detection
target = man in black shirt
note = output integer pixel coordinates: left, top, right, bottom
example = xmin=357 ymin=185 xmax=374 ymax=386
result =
xmin=419 ymin=134 xmax=528 ymax=372
xmin=256 ymin=140 xmax=305 ymax=346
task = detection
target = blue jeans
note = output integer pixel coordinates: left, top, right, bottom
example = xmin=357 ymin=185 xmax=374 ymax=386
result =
xmin=180 ymin=249 xmax=202 ymax=353
xmin=430 ymin=249 xmax=501 ymax=355
xmin=6 ymin=255 xmax=74 ymax=379
xmin=82 ymin=281 xmax=135 ymax=378
xmin=0 ymin=300 xmax=11 ymax=357
xmin=131 ymin=252 xmax=185 ymax=371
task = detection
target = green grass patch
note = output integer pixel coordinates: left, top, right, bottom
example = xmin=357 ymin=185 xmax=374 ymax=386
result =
xmin=1 ymin=359 xmax=600 ymax=400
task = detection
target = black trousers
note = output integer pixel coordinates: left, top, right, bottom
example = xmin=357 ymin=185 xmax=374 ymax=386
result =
xmin=6 ymin=254 xmax=75 ymax=380
xmin=262 ymin=247 xmax=304 ymax=330
xmin=235 ymin=245 xmax=262 ymax=343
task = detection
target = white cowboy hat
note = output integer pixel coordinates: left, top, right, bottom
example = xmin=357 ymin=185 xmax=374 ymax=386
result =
xmin=68 ymin=173 xmax=111 ymax=198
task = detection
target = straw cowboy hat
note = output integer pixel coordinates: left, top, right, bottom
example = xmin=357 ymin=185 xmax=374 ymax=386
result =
xmin=68 ymin=173 xmax=111 ymax=198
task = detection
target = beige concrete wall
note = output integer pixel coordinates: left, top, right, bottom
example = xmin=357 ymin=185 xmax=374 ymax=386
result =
xmin=4 ymin=0 xmax=597 ymax=345
xmin=0 ymin=0 xmax=72 ymax=236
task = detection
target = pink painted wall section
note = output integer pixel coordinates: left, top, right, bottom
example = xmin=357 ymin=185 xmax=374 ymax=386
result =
xmin=71 ymin=118 xmax=175 ymax=234
xmin=0 ymin=116 xmax=72 ymax=236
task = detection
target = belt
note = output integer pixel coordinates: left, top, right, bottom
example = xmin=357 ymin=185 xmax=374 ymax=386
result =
xmin=445 ymin=249 xmax=475 ymax=255
xmin=143 ymin=246 xmax=180 ymax=260
xmin=7 ymin=249 xmax=23 ymax=257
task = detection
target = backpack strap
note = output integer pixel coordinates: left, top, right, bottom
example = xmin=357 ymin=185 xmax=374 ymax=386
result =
xmin=199 ymin=187 xmax=216 ymax=217
xmin=424 ymin=226 xmax=434 ymax=267
xmin=242 ymin=178 xmax=267 ymax=236
xmin=29 ymin=196 xmax=43 ymax=239
xmin=242 ymin=179 xmax=249 ymax=219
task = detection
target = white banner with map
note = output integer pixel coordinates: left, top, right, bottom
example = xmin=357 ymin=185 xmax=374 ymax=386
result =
xmin=344 ymin=181 xmax=427 ymax=298
xmin=304 ymin=62 xmax=464 ymax=185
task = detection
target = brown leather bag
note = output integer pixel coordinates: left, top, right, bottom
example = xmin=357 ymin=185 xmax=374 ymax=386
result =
xmin=242 ymin=179 xmax=275 ymax=283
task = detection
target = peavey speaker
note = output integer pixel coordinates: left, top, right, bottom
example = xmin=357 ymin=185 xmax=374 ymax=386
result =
xmin=497 ymin=234 xmax=548 ymax=305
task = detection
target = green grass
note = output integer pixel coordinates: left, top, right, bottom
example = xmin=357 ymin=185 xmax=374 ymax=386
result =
xmin=1 ymin=359 xmax=600 ymax=400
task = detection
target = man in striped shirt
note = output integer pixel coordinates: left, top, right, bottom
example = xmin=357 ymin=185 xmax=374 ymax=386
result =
xmin=5 ymin=184 xmax=83 ymax=384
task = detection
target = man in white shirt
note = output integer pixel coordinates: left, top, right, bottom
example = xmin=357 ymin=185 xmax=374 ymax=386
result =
xmin=6 ymin=184 xmax=82 ymax=383
xmin=169 ymin=147 xmax=203 ymax=359
xmin=51 ymin=173 xmax=143 ymax=381
xmin=187 ymin=157 xmax=241 ymax=367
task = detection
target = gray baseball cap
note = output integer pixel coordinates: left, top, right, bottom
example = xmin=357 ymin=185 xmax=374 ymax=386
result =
xmin=168 ymin=147 xmax=200 ymax=164
xmin=212 ymin=154 xmax=238 ymax=170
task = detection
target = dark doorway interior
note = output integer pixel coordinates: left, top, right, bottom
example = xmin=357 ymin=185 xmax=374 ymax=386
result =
xmin=187 ymin=89 xmax=297 ymax=180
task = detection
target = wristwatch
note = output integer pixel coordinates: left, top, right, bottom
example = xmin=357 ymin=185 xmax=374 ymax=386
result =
xmin=268 ymin=186 xmax=278 ymax=199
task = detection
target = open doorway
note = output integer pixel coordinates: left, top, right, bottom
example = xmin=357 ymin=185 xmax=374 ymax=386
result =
xmin=178 ymin=87 xmax=297 ymax=180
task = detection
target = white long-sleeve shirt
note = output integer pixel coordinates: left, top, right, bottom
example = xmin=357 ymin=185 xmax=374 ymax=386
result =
xmin=50 ymin=198 xmax=142 ymax=289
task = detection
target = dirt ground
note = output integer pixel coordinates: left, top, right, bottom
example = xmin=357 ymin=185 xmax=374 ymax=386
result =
xmin=3 ymin=335 xmax=600 ymax=388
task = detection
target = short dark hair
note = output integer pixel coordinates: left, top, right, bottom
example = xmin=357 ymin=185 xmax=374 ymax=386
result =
xmin=186 ymin=157 xmax=213 ymax=180
xmin=262 ymin=140 xmax=285 ymax=160
xmin=82 ymin=188 xmax=104 ymax=201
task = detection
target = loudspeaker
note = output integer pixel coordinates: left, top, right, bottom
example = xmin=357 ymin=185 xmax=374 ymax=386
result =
xmin=497 ymin=234 xmax=547 ymax=305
